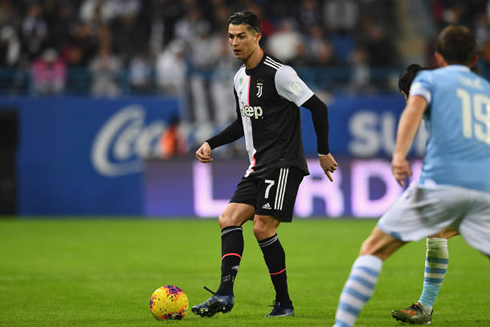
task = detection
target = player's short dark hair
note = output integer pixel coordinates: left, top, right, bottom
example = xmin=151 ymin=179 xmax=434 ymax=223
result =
xmin=398 ymin=64 xmax=427 ymax=96
xmin=228 ymin=11 xmax=261 ymax=34
xmin=436 ymin=25 xmax=476 ymax=65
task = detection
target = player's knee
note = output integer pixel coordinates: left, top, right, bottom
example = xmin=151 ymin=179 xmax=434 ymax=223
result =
xmin=252 ymin=222 xmax=266 ymax=240
xmin=218 ymin=212 xmax=239 ymax=229
xmin=252 ymin=220 xmax=275 ymax=241
xmin=359 ymin=230 xmax=404 ymax=260
xmin=359 ymin=237 xmax=380 ymax=257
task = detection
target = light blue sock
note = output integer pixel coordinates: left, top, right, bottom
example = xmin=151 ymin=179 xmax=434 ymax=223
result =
xmin=334 ymin=255 xmax=383 ymax=327
xmin=418 ymin=238 xmax=448 ymax=310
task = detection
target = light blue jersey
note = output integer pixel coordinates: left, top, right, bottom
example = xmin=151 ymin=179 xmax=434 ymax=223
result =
xmin=410 ymin=65 xmax=490 ymax=193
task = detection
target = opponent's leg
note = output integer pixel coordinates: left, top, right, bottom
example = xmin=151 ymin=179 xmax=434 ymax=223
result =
xmin=334 ymin=227 xmax=405 ymax=327
xmin=192 ymin=203 xmax=254 ymax=317
xmin=392 ymin=227 xmax=457 ymax=325
xmin=254 ymin=215 xmax=294 ymax=317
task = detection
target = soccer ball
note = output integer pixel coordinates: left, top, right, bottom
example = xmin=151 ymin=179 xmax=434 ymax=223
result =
xmin=150 ymin=285 xmax=189 ymax=320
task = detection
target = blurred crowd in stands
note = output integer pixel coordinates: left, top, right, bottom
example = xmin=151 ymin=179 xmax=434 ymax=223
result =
xmin=1 ymin=0 xmax=490 ymax=100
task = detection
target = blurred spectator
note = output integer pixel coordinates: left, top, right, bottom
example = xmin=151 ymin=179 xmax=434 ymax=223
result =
xmin=50 ymin=3 xmax=77 ymax=50
xmin=12 ymin=54 xmax=30 ymax=95
xmin=323 ymin=0 xmax=359 ymax=35
xmin=148 ymin=8 xmax=166 ymax=60
xmin=474 ymin=13 xmax=490 ymax=49
xmin=296 ymin=0 xmax=323 ymax=32
xmin=129 ymin=51 xmax=152 ymax=93
xmin=174 ymin=7 xmax=211 ymax=45
xmin=112 ymin=13 xmax=146 ymax=65
xmin=210 ymin=36 xmax=239 ymax=125
xmin=266 ymin=19 xmax=303 ymax=64
xmin=477 ymin=39 xmax=490 ymax=80
xmin=89 ymin=44 xmax=121 ymax=97
xmin=80 ymin=0 xmax=118 ymax=25
xmin=0 ymin=26 xmax=20 ymax=66
xmin=362 ymin=20 xmax=398 ymax=67
xmin=159 ymin=117 xmax=188 ymax=159
xmin=304 ymin=24 xmax=338 ymax=66
xmin=22 ymin=3 xmax=48 ymax=60
xmin=31 ymin=49 xmax=66 ymax=95
xmin=113 ymin=0 xmax=141 ymax=18
xmin=187 ymin=28 xmax=220 ymax=124
xmin=155 ymin=40 xmax=186 ymax=96
xmin=61 ymin=24 xmax=97 ymax=67
xmin=348 ymin=48 xmax=371 ymax=94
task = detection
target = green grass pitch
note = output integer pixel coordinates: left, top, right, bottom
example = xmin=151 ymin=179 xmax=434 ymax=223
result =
xmin=0 ymin=218 xmax=488 ymax=326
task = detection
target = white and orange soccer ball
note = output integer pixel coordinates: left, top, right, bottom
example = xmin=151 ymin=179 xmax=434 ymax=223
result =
xmin=150 ymin=285 xmax=189 ymax=320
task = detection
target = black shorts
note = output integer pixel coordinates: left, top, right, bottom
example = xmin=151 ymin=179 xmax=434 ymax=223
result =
xmin=230 ymin=167 xmax=304 ymax=222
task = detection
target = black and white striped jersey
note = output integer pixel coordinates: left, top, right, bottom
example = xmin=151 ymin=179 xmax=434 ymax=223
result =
xmin=233 ymin=54 xmax=314 ymax=177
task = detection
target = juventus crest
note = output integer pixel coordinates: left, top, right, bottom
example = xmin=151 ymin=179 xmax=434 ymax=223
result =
xmin=256 ymin=81 xmax=263 ymax=98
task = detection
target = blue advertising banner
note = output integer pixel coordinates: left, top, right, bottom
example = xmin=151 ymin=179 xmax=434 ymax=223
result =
xmin=0 ymin=97 xmax=179 ymax=215
xmin=0 ymin=94 xmax=425 ymax=216
xmin=144 ymin=158 xmax=422 ymax=218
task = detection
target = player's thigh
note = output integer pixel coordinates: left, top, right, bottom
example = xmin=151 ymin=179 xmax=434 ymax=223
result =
xmin=219 ymin=202 xmax=255 ymax=228
xmin=429 ymin=226 xmax=459 ymax=239
xmin=377 ymin=184 xmax=466 ymax=242
xmin=255 ymin=167 xmax=304 ymax=223
xmin=458 ymin=189 xmax=490 ymax=255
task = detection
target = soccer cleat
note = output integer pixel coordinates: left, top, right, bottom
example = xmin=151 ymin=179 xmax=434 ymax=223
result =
xmin=191 ymin=287 xmax=234 ymax=317
xmin=391 ymin=302 xmax=433 ymax=325
xmin=265 ymin=300 xmax=294 ymax=318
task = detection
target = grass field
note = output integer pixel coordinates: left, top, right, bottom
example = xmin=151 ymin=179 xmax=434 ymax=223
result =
xmin=0 ymin=218 xmax=489 ymax=327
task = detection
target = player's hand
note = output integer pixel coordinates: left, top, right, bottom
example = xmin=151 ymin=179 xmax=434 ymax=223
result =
xmin=319 ymin=153 xmax=338 ymax=182
xmin=195 ymin=142 xmax=213 ymax=163
xmin=392 ymin=154 xmax=412 ymax=186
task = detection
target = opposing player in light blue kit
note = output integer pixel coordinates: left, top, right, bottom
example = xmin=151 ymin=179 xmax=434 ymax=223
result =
xmin=391 ymin=63 xmax=460 ymax=325
xmin=333 ymin=25 xmax=490 ymax=327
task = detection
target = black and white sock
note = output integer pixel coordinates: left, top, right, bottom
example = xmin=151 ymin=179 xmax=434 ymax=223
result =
xmin=259 ymin=234 xmax=292 ymax=307
xmin=216 ymin=226 xmax=243 ymax=296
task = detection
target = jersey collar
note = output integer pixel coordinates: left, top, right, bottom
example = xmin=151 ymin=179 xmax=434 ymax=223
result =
xmin=444 ymin=65 xmax=470 ymax=72
xmin=245 ymin=53 xmax=267 ymax=75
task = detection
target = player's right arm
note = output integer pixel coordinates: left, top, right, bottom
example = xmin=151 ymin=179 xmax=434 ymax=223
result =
xmin=195 ymin=91 xmax=244 ymax=163
xmin=392 ymin=95 xmax=427 ymax=186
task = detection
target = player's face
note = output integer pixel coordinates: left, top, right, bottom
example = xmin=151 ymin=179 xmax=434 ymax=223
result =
xmin=228 ymin=24 xmax=260 ymax=60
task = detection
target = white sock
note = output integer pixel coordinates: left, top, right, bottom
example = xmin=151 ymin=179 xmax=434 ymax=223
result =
xmin=418 ymin=238 xmax=448 ymax=312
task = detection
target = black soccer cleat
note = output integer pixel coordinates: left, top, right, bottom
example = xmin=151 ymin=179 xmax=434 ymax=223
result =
xmin=265 ymin=300 xmax=294 ymax=318
xmin=191 ymin=287 xmax=234 ymax=317
xmin=391 ymin=302 xmax=432 ymax=325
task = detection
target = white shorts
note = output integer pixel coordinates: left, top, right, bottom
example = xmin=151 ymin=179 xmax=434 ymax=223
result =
xmin=377 ymin=182 xmax=490 ymax=255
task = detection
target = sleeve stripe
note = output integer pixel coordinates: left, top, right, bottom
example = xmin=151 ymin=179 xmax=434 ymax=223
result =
xmin=265 ymin=57 xmax=282 ymax=68
xmin=264 ymin=62 xmax=279 ymax=70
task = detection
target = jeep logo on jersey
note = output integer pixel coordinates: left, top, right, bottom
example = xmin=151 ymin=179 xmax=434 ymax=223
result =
xmin=241 ymin=105 xmax=263 ymax=119
xmin=256 ymin=81 xmax=263 ymax=98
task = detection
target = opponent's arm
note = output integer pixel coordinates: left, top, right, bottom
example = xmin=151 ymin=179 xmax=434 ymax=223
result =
xmin=392 ymin=95 xmax=427 ymax=186
xmin=302 ymin=95 xmax=338 ymax=181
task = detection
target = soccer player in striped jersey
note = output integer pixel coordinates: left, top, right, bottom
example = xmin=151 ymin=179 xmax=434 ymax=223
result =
xmin=391 ymin=64 xmax=459 ymax=324
xmin=192 ymin=11 xmax=338 ymax=318
xmin=333 ymin=25 xmax=490 ymax=327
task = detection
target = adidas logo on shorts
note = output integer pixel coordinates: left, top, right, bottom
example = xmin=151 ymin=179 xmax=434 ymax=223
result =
xmin=262 ymin=203 xmax=272 ymax=210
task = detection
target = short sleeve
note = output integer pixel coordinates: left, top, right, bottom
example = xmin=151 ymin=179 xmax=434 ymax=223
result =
xmin=275 ymin=66 xmax=314 ymax=107
xmin=410 ymin=71 xmax=433 ymax=105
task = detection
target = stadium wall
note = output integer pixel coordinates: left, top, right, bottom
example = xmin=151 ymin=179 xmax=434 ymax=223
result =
xmin=0 ymin=95 xmax=424 ymax=217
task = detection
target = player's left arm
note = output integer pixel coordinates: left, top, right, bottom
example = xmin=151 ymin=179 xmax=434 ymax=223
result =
xmin=302 ymin=95 xmax=338 ymax=182
xmin=392 ymin=95 xmax=427 ymax=186
xmin=275 ymin=65 xmax=338 ymax=181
